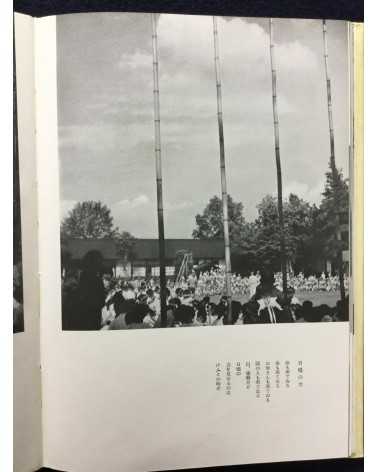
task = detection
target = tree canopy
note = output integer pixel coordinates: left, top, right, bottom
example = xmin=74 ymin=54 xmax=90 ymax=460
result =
xmin=192 ymin=195 xmax=249 ymax=247
xmin=317 ymin=164 xmax=349 ymax=260
xmin=114 ymin=231 xmax=136 ymax=260
xmin=192 ymin=168 xmax=349 ymax=275
xmin=251 ymin=194 xmax=317 ymax=272
xmin=61 ymin=201 xmax=117 ymax=239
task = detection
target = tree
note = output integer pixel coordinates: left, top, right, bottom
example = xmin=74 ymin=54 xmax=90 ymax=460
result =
xmin=251 ymin=194 xmax=317 ymax=273
xmin=284 ymin=194 xmax=319 ymax=273
xmin=251 ymin=195 xmax=289 ymax=271
xmin=193 ymin=195 xmax=256 ymax=275
xmin=61 ymin=201 xmax=116 ymax=239
xmin=192 ymin=195 xmax=247 ymax=247
xmin=317 ymin=165 xmax=349 ymax=262
xmin=114 ymin=231 xmax=136 ymax=277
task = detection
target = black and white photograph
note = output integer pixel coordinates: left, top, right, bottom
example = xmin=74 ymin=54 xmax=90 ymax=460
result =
xmin=57 ymin=13 xmax=350 ymax=331
xmin=13 ymin=39 xmax=24 ymax=334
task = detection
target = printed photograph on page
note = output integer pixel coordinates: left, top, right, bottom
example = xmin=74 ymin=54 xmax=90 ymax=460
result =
xmin=56 ymin=13 xmax=351 ymax=331
xmin=13 ymin=41 xmax=24 ymax=334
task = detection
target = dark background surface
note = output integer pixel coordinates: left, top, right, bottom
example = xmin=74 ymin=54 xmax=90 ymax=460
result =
xmin=16 ymin=1 xmax=363 ymax=471
xmin=36 ymin=457 xmax=364 ymax=472
xmin=14 ymin=0 xmax=363 ymax=21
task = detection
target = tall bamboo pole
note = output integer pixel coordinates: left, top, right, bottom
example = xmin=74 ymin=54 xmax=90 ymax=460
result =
xmin=212 ymin=17 xmax=232 ymax=325
xmin=322 ymin=19 xmax=346 ymax=303
xmin=269 ymin=19 xmax=288 ymax=298
xmin=151 ymin=13 xmax=167 ymax=326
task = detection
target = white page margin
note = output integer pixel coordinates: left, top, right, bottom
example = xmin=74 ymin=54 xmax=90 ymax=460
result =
xmin=35 ymin=15 xmax=351 ymax=472
xmin=14 ymin=12 xmax=43 ymax=472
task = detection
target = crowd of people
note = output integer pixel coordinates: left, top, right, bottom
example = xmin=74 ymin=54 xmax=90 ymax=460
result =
xmin=61 ymin=252 xmax=349 ymax=331
xmin=176 ymin=266 xmax=349 ymax=299
xmin=274 ymin=271 xmax=349 ymax=293
xmin=193 ymin=268 xmax=256 ymax=298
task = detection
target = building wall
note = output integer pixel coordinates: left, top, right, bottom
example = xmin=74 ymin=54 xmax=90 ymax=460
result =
xmin=113 ymin=257 xmax=223 ymax=279
xmin=114 ymin=260 xmax=176 ymax=278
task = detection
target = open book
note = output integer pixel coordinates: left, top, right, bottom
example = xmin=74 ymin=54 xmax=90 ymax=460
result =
xmin=13 ymin=11 xmax=363 ymax=472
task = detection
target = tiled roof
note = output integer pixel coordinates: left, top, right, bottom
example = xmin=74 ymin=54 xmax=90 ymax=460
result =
xmin=64 ymin=238 xmax=225 ymax=261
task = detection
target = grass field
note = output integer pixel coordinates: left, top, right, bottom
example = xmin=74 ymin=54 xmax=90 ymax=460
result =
xmin=294 ymin=290 xmax=344 ymax=306
xmin=205 ymin=290 xmax=344 ymax=307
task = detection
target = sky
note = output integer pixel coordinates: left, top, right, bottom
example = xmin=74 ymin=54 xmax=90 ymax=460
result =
xmin=57 ymin=13 xmax=349 ymax=238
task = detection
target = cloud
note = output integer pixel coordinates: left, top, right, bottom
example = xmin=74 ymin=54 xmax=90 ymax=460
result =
xmin=111 ymin=194 xmax=156 ymax=237
xmin=60 ymin=199 xmax=77 ymax=218
xmin=58 ymin=123 xmax=154 ymax=159
xmin=277 ymin=40 xmax=317 ymax=72
xmin=57 ymin=14 xmax=349 ymax=238
xmin=284 ymin=180 xmax=324 ymax=204
xmin=113 ymin=194 xmax=151 ymax=210
xmin=156 ymin=15 xmax=316 ymax=81
xmin=118 ymin=50 xmax=152 ymax=70
xmin=165 ymin=200 xmax=194 ymax=212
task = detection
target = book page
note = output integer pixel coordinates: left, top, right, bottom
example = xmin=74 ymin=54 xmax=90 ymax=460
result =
xmin=350 ymin=21 xmax=364 ymax=458
xmin=13 ymin=13 xmax=43 ymax=472
xmin=36 ymin=14 xmax=353 ymax=471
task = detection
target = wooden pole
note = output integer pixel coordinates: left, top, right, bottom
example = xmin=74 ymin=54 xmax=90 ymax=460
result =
xmin=212 ymin=17 xmax=233 ymax=325
xmin=322 ymin=20 xmax=346 ymax=303
xmin=269 ymin=19 xmax=288 ymax=299
xmin=151 ymin=13 xmax=167 ymax=326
